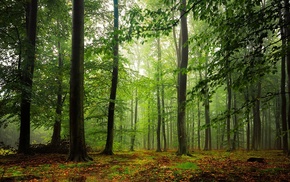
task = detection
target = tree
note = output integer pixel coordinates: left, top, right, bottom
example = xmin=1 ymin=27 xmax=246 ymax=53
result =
xmin=282 ymin=0 xmax=290 ymax=154
xmin=176 ymin=0 xmax=189 ymax=155
xmin=281 ymin=49 xmax=288 ymax=153
xmin=45 ymin=0 xmax=70 ymax=147
xmin=67 ymin=0 xmax=92 ymax=162
xmin=102 ymin=0 xmax=119 ymax=155
xmin=18 ymin=0 xmax=38 ymax=154
xmin=251 ymin=82 xmax=262 ymax=150
xmin=161 ymin=82 xmax=167 ymax=151
xmin=203 ymin=57 xmax=211 ymax=151
xmin=51 ymin=40 xmax=64 ymax=146
xmin=226 ymin=62 xmax=232 ymax=150
xmin=156 ymin=38 xmax=162 ymax=152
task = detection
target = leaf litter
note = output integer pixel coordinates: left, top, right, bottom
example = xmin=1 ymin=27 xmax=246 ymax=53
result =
xmin=0 ymin=150 xmax=290 ymax=181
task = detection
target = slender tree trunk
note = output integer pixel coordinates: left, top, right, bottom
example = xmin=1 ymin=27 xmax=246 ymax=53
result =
xmin=192 ymin=115 xmax=195 ymax=150
xmin=130 ymin=99 xmax=134 ymax=151
xmin=147 ymin=102 xmax=151 ymax=150
xmin=226 ymin=72 xmax=232 ymax=150
xmin=279 ymin=0 xmax=288 ymax=153
xmin=67 ymin=0 xmax=92 ymax=162
xmin=102 ymin=0 xmax=119 ymax=155
xmin=156 ymin=85 xmax=162 ymax=152
xmin=251 ymin=82 xmax=262 ymax=150
xmin=156 ymin=38 xmax=162 ymax=152
xmin=244 ymin=88 xmax=251 ymax=151
xmin=130 ymin=92 xmax=138 ymax=151
xmin=275 ymin=92 xmax=282 ymax=150
xmin=197 ymin=100 xmax=201 ymax=150
xmin=161 ymin=83 xmax=167 ymax=151
xmin=204 ymin=80 xmax=211 ymax=150
xmin=204 ymin=98 xmax=209 ymax=151
xmin=281 ymin=44 xmax=288 ymax=153
xmin=18 ymin=0 xmax=38 ymax=154
xmin=232 ymin=92 xmax=238 ymax=150
xmin=170 ymin=99 xmax=174 ymax=149
xmin=177 ymin=0 xmax=189 ymax=156
xmin=51 ymin=41 xmax=63 ymax=146
xmin=284 ymin=0 xmax=290 ymax=155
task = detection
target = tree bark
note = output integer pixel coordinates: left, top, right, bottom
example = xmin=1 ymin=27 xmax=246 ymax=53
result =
xmin=156 ymin=38 xmax=162 ymax=152
xmin=18 ymin=0 xmax=38 ymax=154
xmin=161 ymin=83 xmax=167 ymax=151
xmin=147 ymin=102 xmax=151 ymax=150
xmin=275 ymin=94 xmax=282 ymax=150
xmin=51 ymin=41 xmax=63 ymax=146
xmin=177 ymin=0 xmax=189 ymax=155
xmin=244 ymin=88 xmax=251 ymax=151
xmin=285 ymin=0 xmax=290 ymax=154
xmin=197 ymin=100 xmax=201 ymax=150
xmin=232 ymin=92 xmax=238 ymax=150
xmin=226 ymin=71 xmax=232 ymax=150
xmin=251 ymin=82 xmax=262 ymax=150
xmin=130 ymin=93 xmax=138 ymax=151
xmin=67 ymin=0 xmax=92 ymax=162
xmin=102 ymin=0 xmax=119 ymax=155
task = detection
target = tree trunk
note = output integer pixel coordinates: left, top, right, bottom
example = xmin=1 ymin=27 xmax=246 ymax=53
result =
xmin=232 ymin=92 xmax=238 ymax=150
xmin=244 ymin=88 xmax=251 ymax=151
xmin=156 ymin=38 xmax=162 ymax=152
xmin=147 ymin=102 xmax=151 ymax=150
xmin=156 ymin=84 xmax=162 ymax=152
xmin=130 ymin=93 xmax=138 ymax=151
xmin=102 ymin=0 xmax=119 ymax=155
xmin=226 ymin=71 xmax=232 ymax=150
xmin=18 ymin=0 xmax=38 ymax=154
xmin=197 ymin=100 xmax=201 ymax=150
xmin=67 ymin=0 xmax=92 ymax=162
xmin=285 ymin=0 xmax=290 ymax=154
xmin=275 ymin=92 xmax=282 ymax=150
xmin=177 ymin=0 xmax=189 ymax=155
xmin=251 ymin=82 xmax=262 ymax=150
xmin=279 ymin=0 xmax=288 ymax=153
xmin=204 ymin=77 xmax=211 ymax=150
xmin=161 ymin=83 xmax=167 ymax=151
xmin=51 ymin=41 xmax=63 ymax=146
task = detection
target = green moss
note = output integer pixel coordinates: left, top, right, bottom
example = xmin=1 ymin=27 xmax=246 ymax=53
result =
xmin=175 ymin=162 xmax=199 ymax=170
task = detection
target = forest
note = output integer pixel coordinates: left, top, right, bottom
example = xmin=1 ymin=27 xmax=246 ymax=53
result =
xmin=1 ymin=0 xmax=290 ymax=181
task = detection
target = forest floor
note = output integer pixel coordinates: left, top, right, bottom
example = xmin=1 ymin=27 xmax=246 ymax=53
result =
xmin=0 ymin=150 xmax=290 ymax=181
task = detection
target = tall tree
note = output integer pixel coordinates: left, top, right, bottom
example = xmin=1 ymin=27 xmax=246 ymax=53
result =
xmin=67 ymin=0 xmax=92 ymax=162
xmin=102 ymin=0 xmax=119 ymax=155
xmin=251 ymin=82 xmax=262 ymax=150
xmin=130 ymin=92 xmax=138 ymax=151
xmin=177 ymin=0 xmax=189 ymax=155
xmin=226 ymin=64 xmax=232 ymax=150
xmin=285 ymin=0 xmax=290 ymax=154
xmin=204 ymin=57 xmax=211 ymax=151
xmin=48 ymin=0 xmax=70 ymax=147
xmin=161 ymin=83 xmax=167 ymax=151
xmin=278 ymin=0 xmax=288 ymax=153
xmin=18 ymin=0 xmax=38 ymax=154
xmin=51 ymin=40 xmax=63 ymax=146
xmin=156 ymin=38 xmax=162 ymax=152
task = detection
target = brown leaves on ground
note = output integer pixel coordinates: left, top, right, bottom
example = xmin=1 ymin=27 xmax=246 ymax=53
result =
xmin=0 ymin=150 xmax=290 ymax=181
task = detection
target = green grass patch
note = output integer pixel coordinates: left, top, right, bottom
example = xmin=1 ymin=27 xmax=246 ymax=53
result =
xmin=260 ymin=167 xmax=286 ymax=174
xmin=175 ymin=162 xmax=199 ymax=170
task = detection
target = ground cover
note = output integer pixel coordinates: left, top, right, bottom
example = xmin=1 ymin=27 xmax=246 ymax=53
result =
xmin=0 ymin=150 xmax=289 ymax=181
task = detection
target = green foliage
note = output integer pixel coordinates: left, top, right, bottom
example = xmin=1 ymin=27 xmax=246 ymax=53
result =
xmin=123 ymin=4 xmax=176 ymax=40
xmin=0 ymin=148 xmax=16 ymax=156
